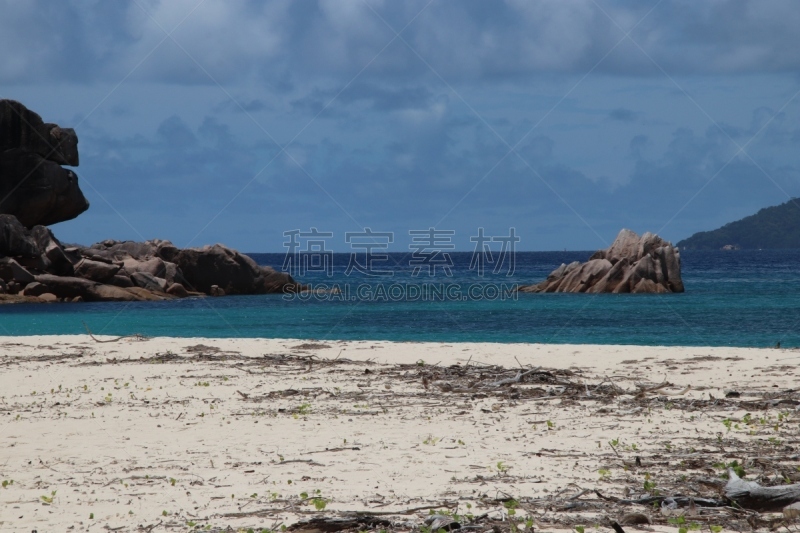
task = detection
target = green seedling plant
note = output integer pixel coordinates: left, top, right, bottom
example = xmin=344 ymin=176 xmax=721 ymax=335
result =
xmin=1 ymin=479 xmax=12 ymax=488
xmin=299 ymin=489 xmax=327 ymax=510
xmin=643 ymin=473 xmax=657 ymax=494
xmin=423 ymin=435 xmax=439 ymax=446
xmin=503 ymin=499 xmax=519 ymax=516
xmin=668 ymin=516 xmax=685 ymax=526
xmin=598 ymin=468 xmax=611 ymax=480
xmin=40 ymin=490 xmax=56 ymax=504
xmin=712 ymin=460 xmax=745 ymax=479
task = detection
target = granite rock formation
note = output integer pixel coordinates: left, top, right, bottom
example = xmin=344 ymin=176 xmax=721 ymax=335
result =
xmin=0 ymin=99 xmax=88 ymax=227
xmin=0 ymin=101 xmax=304 ymax=304
xmin=518 ymin=229 xmax=684 ymax=294
xmin=0 ymin=215 xmax=303 ymax=303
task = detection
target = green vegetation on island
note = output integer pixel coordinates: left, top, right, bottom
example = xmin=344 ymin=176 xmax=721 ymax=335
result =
xmin=677 ymin=199 xmax=800 ymax=250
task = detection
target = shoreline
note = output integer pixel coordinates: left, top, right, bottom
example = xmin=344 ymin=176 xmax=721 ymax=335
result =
xmin=1 ymin=336 xmax=797 ymax=532
xmin=0 ymin=331 xmax=787 ymax=351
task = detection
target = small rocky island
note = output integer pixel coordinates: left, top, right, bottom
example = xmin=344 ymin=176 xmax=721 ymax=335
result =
xmin=518 ymin=228 xmax=684 ymax=293
xmin=0 ymin=100 xmax=302 ymax=303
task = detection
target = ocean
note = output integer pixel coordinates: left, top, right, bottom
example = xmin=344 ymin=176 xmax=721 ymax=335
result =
xmin=1 ymin=250 xmax=799 ymax=347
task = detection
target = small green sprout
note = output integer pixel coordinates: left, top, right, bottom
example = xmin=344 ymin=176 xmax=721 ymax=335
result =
xmin=312 ymin=497 xmax=327 ymax=510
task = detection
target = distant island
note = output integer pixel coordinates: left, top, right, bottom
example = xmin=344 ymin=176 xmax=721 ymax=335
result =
xmin=677 ymin=199 xmax=800 ymax=250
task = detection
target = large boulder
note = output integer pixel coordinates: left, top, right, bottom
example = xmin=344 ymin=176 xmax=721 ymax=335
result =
xmin=519 ymin=229 xmax=684 ymax=294
xmin=0 ymin=257 xmax=35 ymax=284
xmin=130 ymin=271 xmax=167 ymax=292
xmin=73 ymin=258 xmax=121 ymax=283
xmin=0 ymin=148 xmax=89 ymax=227
xmin=174 ymin=244 xmax=299 ymax=295
xmin=0 ymin=100 xmax=79 ymax=165
xmin=0 ymin=100 xmax=88 ymax=227
xmin=31 ymin=225 xmax=74 ymax=276
xmin=32 ymin=274 xmax=160 ymax=302
xmin=0 ymin=214 xmax=40 ymax=257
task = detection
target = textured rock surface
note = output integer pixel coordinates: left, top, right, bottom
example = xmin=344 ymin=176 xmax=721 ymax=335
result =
xmin=518 ymin=229 xmax=684 ymax=294
xmin=0 ymin=100 xmax=89 ymax=227
xmin=173 ymin=244 xmax=297 ymax=295
xmin=90 ymin=239 xmax=302 ymax=296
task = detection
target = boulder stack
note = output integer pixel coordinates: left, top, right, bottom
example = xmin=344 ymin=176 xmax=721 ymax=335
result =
xmin=518 ymin=229 xmax=684 ymax=294
xmin=0 ymin=100 xmax=89 ymax=227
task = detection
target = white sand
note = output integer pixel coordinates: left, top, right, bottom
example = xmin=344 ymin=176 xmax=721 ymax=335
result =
xmin=0 ymin=336 xmax=796 ymax=532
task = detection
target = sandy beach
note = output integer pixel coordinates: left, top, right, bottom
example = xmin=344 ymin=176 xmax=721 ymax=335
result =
xmin=1 ymin=336 xmax=798 ymax=532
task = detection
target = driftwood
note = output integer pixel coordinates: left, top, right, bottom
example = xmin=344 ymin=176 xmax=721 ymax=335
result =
xmin=287 ymin=516 xmax=391 ymax=533
xmin=483 ymin=368 xmax=541 ymax=388
xmin=725 ymin=468 xmax=800 ymax=512
xmin=594 ymin=490 xmax=723 ymax=508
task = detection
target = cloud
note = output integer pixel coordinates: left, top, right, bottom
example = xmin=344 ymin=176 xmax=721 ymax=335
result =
xmin=609 ymin=108 xmax=640 ymax=122
xmin=8 ymin=2 xmax=800 ymax=252
xmin=5 ymin=1 xmax=800 ymax=87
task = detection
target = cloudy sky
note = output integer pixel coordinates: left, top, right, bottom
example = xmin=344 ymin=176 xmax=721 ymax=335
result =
xmin=4 ymin=0 xmax=800 ymax=251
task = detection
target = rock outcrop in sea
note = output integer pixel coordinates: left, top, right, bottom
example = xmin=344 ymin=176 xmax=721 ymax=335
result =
xmin=518 ymin=229 xmax=684 ymax=294
xmin=0 ymin=100 xmax=302 ymax=303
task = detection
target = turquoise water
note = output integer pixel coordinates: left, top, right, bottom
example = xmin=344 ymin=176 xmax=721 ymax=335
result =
xmin=1 ymin=250 xmax=799 ymax=347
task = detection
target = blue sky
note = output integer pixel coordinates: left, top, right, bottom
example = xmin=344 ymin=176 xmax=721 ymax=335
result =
xmin=4 ymin=0 xmax=800 ymax=251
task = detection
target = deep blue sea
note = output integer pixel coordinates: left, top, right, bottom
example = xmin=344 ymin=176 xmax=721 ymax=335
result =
xmin=1 ymin=250 xmax=799 ymax=347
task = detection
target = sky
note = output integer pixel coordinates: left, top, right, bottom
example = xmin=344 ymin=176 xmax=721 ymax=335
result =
xmin=3 ymin=0 xmax=800 ymax=252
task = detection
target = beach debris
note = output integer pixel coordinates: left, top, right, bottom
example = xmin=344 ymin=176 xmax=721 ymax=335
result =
xmin=659 ymin=497 xmax=683 ymax=517
xmin=425 ymin=514 xmax=461 ymax=531
xmin=9 ymin=338 xmax=800 ymax=532
xmin=287 ymin=516 xmax=392 ymax=533
xmin=619 ymin=512 xmax=651 ymax=525
xmin=724 ymin=467 xmax=800 ymax=512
